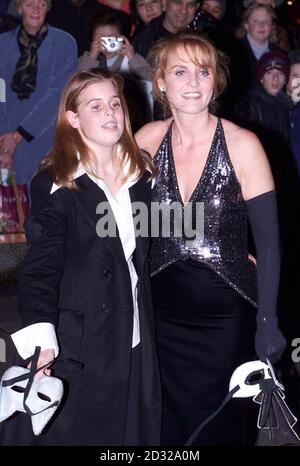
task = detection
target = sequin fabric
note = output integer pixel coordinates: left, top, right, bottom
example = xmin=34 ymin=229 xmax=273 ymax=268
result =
xmin=150 ymin=119 xmax=257 ymax=307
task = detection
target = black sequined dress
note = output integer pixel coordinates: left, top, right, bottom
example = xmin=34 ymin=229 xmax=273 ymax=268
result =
xmin=150 ymin=119 xmax=258 ymax=446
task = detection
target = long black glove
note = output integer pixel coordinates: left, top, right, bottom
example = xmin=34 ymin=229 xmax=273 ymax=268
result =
xmin=246 ymin=191 xmax=286 ymax=363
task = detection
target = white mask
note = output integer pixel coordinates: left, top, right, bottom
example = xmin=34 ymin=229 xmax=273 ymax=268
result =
xmin=0 ymin=365 xmax=63 ymax=435
xmin=229 ymin=359 xmax=283 ymax=399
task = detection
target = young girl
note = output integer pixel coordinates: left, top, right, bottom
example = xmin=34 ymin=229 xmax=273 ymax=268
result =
xmin=0 ymin=68 xmax=161 ymax=446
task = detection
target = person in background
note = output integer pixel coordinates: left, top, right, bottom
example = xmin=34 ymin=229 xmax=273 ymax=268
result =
xmin=0 ymin=0 xmax=77 ymax=187
xmin=235 ymin=51 xmax=300 ymax=372
xmin=78 ymin=11 xmax=152 ymax=130
xmin=135 ymin=31 xmax=286 ymax=445
xmin=235 ymin=50 xmax=294 ymax=221
xmin=78 ymin=11 xmax=150 ymax=81
xmin=47 ymin=0 xmax=130 ymax=56
xmin=0 ymin=68 xmax=161 ymax=446
xmin=130 ymin=0 xmax=164 ymax=37
xmin=236 ymin=3 xmax=282 ymax=97
xmin=201 ymin=0 xmax=226 ymax=21
xmin=132 ymin=0 xmax=200 ymax=59
xmin=287 ymin=49 xmax=300 ymax=178
xmin=243 ymin=0 xmax=290 ymax=51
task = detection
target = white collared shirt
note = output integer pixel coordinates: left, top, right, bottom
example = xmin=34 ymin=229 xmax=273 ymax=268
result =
xmin=12 ymin=163 xmax=141 ymax=359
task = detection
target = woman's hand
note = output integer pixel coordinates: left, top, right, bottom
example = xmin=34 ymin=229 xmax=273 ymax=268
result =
xmin=255 ymin=317 xmax=286 ymax=364
xmin=28 ymin=348 xmax=55 ymax=379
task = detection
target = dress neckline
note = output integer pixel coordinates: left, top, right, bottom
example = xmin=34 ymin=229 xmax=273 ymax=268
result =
xmin=168 ymin=118 xmax=221 ymax=207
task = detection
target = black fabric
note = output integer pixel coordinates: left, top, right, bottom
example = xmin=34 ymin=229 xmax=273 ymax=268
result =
xmin=11 ymin=24 xmax=48 ymax=100
xmin=131 ymin=14 xmax=172 ymax=59
xmin=16 ymin=126 xmax=34 ymax=142
xmin=235 ymin=37 xmax=283 ymax=100
xmin=0 ymin=13 xmax=20 ymax=33
xmin=123 ymin=344 xmax=141 ymax=446
xmin=246 ymin=190 xmax=286 ymax=364
xmin=0 ymin=170 xmax=161 ymax=446
xmin=152 ymin=259 xmax=257 ymax=446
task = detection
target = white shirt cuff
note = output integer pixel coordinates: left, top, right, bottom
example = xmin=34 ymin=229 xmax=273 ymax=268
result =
xmin=11 ymin=323 xmax=59 ymax=359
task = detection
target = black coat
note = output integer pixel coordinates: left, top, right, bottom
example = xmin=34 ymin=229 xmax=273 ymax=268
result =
xmin=3 ymin=170 xmax=161 ymax=446
xmin=131 ymin=14 xmax=171 ymax=59
xmin=236 ymin=37 xmax=283 ymax=100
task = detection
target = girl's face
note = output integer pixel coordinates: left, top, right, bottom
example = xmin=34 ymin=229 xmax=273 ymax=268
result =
xmin=67 ymin=80 xmax=124 ymax=152
xmin=136 ymin=0 xmax=163 ymax=25
xmin=245 ymin=8 xmax=272 ymax=44
xmin=261 ymin=68 xmax=286 ymax=96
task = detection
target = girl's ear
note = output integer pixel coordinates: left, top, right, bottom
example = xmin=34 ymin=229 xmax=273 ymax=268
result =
xmin=66 ymin=111 xmax=80 ymax=129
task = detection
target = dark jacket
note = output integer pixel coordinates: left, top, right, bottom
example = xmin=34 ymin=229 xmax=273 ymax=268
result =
xmin=290 ymin=102 xmax=300 ymax=178
xmin=131 ymin=13 xmax=171 ymax=59
xmin=236 ymin=37 xmax=283 ymax=99
xmin=7 ymin=170 xmax=161 ymax=446
xmin=235 ymin=84 xmax=300 ymax=244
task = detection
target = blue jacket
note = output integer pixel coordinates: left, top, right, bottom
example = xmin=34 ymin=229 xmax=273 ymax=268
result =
xmin=291 ymin=103 xmax=300 ymax=178
xmin=0 ymin=25 xmax=77 ymax=185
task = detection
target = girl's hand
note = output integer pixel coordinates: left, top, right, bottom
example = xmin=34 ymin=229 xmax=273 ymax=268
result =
xmin=28 ymin=348 xmax=55 ymax=379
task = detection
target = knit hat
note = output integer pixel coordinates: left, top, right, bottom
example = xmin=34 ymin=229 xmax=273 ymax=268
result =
xmin=256 ymin=51 xmax=290 ymax=82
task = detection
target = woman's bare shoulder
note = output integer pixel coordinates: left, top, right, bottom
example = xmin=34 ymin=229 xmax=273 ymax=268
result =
xmin=221 ymin=118 xmax=260 ymax=150
xmin=221 ymin=118 xmax=274 ymax=197
xmin=135 ymin=118 xmax=172 ymax=158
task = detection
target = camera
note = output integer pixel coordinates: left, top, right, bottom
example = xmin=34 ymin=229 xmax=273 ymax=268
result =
xmin=101 ymin=36 xmax=124 ymax=52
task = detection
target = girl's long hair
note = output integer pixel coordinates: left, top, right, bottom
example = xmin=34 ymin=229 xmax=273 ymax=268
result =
xmin=41 ymin=68 xmax=153 ymax=188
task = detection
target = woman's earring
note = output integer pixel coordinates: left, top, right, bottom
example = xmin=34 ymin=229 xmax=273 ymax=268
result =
xmin=211 ymin=92 xmax=216 ymax=103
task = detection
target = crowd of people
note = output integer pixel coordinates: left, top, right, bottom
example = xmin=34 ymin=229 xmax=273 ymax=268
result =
xmin=0 ymin=0 xmax=300 ymax=447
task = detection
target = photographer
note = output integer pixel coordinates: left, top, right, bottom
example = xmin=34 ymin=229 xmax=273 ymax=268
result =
xmin=78 ymin=11 xmax=150 ymax=81
xmin=78 ymin=11 xmax=152 ymax=129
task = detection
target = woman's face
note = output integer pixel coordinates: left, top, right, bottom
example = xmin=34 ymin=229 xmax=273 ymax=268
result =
xmin=18 ymin=0 xmax=49 ymax=36
xmin=261 ymin=68 xmax=286 ymax=96
xmin=202 ymin=0 xmax=222 ymax=20
xmin=158 ymin=47 xmax=215 ymax=115
xmin=136 ymin=0 xmax=163 ymax=25
xmin=67 ymin=80 xmax=124 ymax=152
xmin=245 ymin=8 xmax=272 ymax=44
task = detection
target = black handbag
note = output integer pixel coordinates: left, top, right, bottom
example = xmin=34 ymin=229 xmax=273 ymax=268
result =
xmin=254 ymin=377 xmax=300 ymax=446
